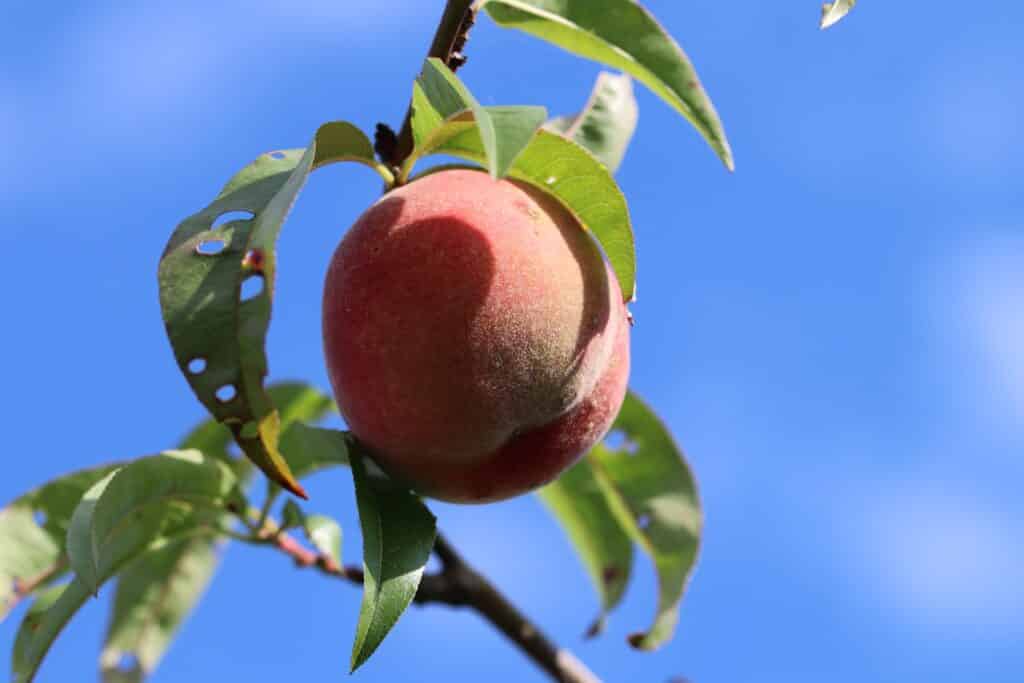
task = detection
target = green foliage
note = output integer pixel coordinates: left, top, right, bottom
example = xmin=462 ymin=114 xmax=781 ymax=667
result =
xmin=477 ymin=0 xmax=734 ymax=169
xmin=279 ymin=499 xmax=344 ymax=567
xmin=305 ymin=515 xmax=344 ymax=567
xmin=158 ymin=123 xmax=382 ymax=497
xmin=349 ymin=443 xmax=437 ymax=672
xmin=545 ymin=71 xmax=639 ymax=173
xmin=538 ymin=459 xmax=633 ymax=637
xmin=11 ymin=584 xmax=73 ymax=682
xmin=13 ymin=451 xmax=243 ymax=682
xmin=100 ymin=538 xmax=222 ymax=682
xmin=279 ymin=423 xmax=351 ymax=480
xmin=65 ymin=451 xmax=243 ymax=594
xmin=406 ymin=58 xmax=548 ymax=179
xmin=541 ymin=391 xmax=702 ymax=650
xmin=1 ymin=464 xmax=121 ymax=621
xmin=98 ymin=382 xmax=336 ymax=682
xmin=820 ymin=0 xmax=857 ymax=30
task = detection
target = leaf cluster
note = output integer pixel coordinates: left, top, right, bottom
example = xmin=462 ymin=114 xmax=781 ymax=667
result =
xmin=0 ymin=0 xmax=855 ymax=678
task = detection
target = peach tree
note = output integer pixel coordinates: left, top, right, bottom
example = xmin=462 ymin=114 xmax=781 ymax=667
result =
xmin=0 ymin=2 xmax=855 ymax=681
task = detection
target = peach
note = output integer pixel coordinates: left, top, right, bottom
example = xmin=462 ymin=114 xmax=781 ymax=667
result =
xmin=322 ymin=169 xmax=630 ymax=503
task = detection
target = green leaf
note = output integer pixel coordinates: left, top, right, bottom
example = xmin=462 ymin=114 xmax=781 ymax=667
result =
xmin=279 ymin=424 xmax=350 ymax=480
xmin=538 ymin=458 xmax=633 ymax=637
xmin=276 ymin=500 xmax=340 ymax=565
xmin=303 ymin=515 xmax=343 ymax=567
xmin=590 ymin=392 xmax=702 ymax=650
xmin=820 ymin=0 xmax=856 ymax=29
xmin=93 ymin=382 xmax=333 ymax=681
xmin=405 ymin=58 xmax=547 ymax=180
xmin=545 ymin=71 xmax=638 ymax=173
xmin=99 ymin=537 xmax=221 ymax=682
xmin=349 ymin=443 xmax=436 ymax=672
xmin=158 ymin=122 xmax=380 ymax=497
xmin=2 ymin=465 xmax=121 ymax=621
xmin=14 ymin=452 xmax=240 ymax=681
xmin=478 ymin=0 xmax=734 ymax=170
xmin=280 ymin=499 xmax=305 ymax=531
xmin=12 ymin=579 xmax=91 ymax=683
xmin=11 ymin=584 xmax=66 ymax=678
xmin=427 ymin=127 xmax=636 ymax=301
xmin=177 ymin=382 xmax=333 ymax=464
xmin=66 ymin=451 xmax=242 ymax=594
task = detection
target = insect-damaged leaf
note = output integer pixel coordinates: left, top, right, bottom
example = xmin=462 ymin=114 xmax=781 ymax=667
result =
xmin=159 ymin=122 xmax=380 ymax=497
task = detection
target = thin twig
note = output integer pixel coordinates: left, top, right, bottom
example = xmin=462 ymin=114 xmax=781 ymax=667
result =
xmin=259 ymin=526 xmax=601 ymax=683
xmin=392 ymin=0 xmax=478 ymax=168
xmin=5 ymin=557 xmax=68 ymax=617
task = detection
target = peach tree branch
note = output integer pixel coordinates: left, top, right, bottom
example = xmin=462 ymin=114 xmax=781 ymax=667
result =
xmin=244 ymin=522 xmax=601 ymax=683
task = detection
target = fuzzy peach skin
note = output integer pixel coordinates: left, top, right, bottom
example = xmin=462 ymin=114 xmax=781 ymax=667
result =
xmin=322 ymin=169 xmax=630 ymax=503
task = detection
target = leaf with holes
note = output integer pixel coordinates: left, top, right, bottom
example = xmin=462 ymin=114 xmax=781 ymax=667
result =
xmin=538 ymin=457 xmax=633 ymax=638
xmin=820 ymin=0 xmax=856 ymax=29
xmin=1 ymin=464 xmax=121 ymax=621
xmin=589 ymin=391 xmax=702 ymax=651
xmin=349 ymin=443 xmax=436 ymax=672
xmin=159 ymin=122 xmax=381 ymax=497
xmin=278 ymin=424 xmax=350 ymax=481
xmin=179 ymin=382 xmax=335 ymax=462
xmin=14 ymin=455 xmax=233 ymax=683
xmin=99 ymin=537 xmax=221 ymax=683
xmin=66 ymin=451 xmax=243 ymax=594
xmin=402 ymin=58 xmax=547 ymax=180
xmin=421 ymin=125 xmax=636 ymax=301
xmin=477 ymin=0 xmax=734 ymax=170
xmin=545 ymin=71 xmax=638 ymax=173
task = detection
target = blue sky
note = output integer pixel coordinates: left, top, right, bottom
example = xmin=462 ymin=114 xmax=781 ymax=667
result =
xmin=2 ymin=2 xmax=1022 ymax=682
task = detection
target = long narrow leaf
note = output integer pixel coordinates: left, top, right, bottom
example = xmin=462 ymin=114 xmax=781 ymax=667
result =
xmin=349 ymin=443 xmax=436 ymax=672
xmin=478 ymin=0 xmax=734 ymax=169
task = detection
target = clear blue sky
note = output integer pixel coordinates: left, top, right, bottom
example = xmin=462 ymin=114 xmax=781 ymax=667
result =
xmin=2 ymin=2 xmax=1022 ymax=681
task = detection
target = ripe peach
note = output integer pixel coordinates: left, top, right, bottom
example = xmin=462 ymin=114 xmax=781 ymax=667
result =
xmin=322 ymin=169 xmax=630 ymax=503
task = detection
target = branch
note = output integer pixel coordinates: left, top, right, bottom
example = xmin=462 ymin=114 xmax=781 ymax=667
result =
xmin=265 ymin=528 xmax=601 ymax=683
xmin=389 ymin=0 xmax=478 ymax=168
xmin=6 ymin=557 xmax=67 ymax=616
